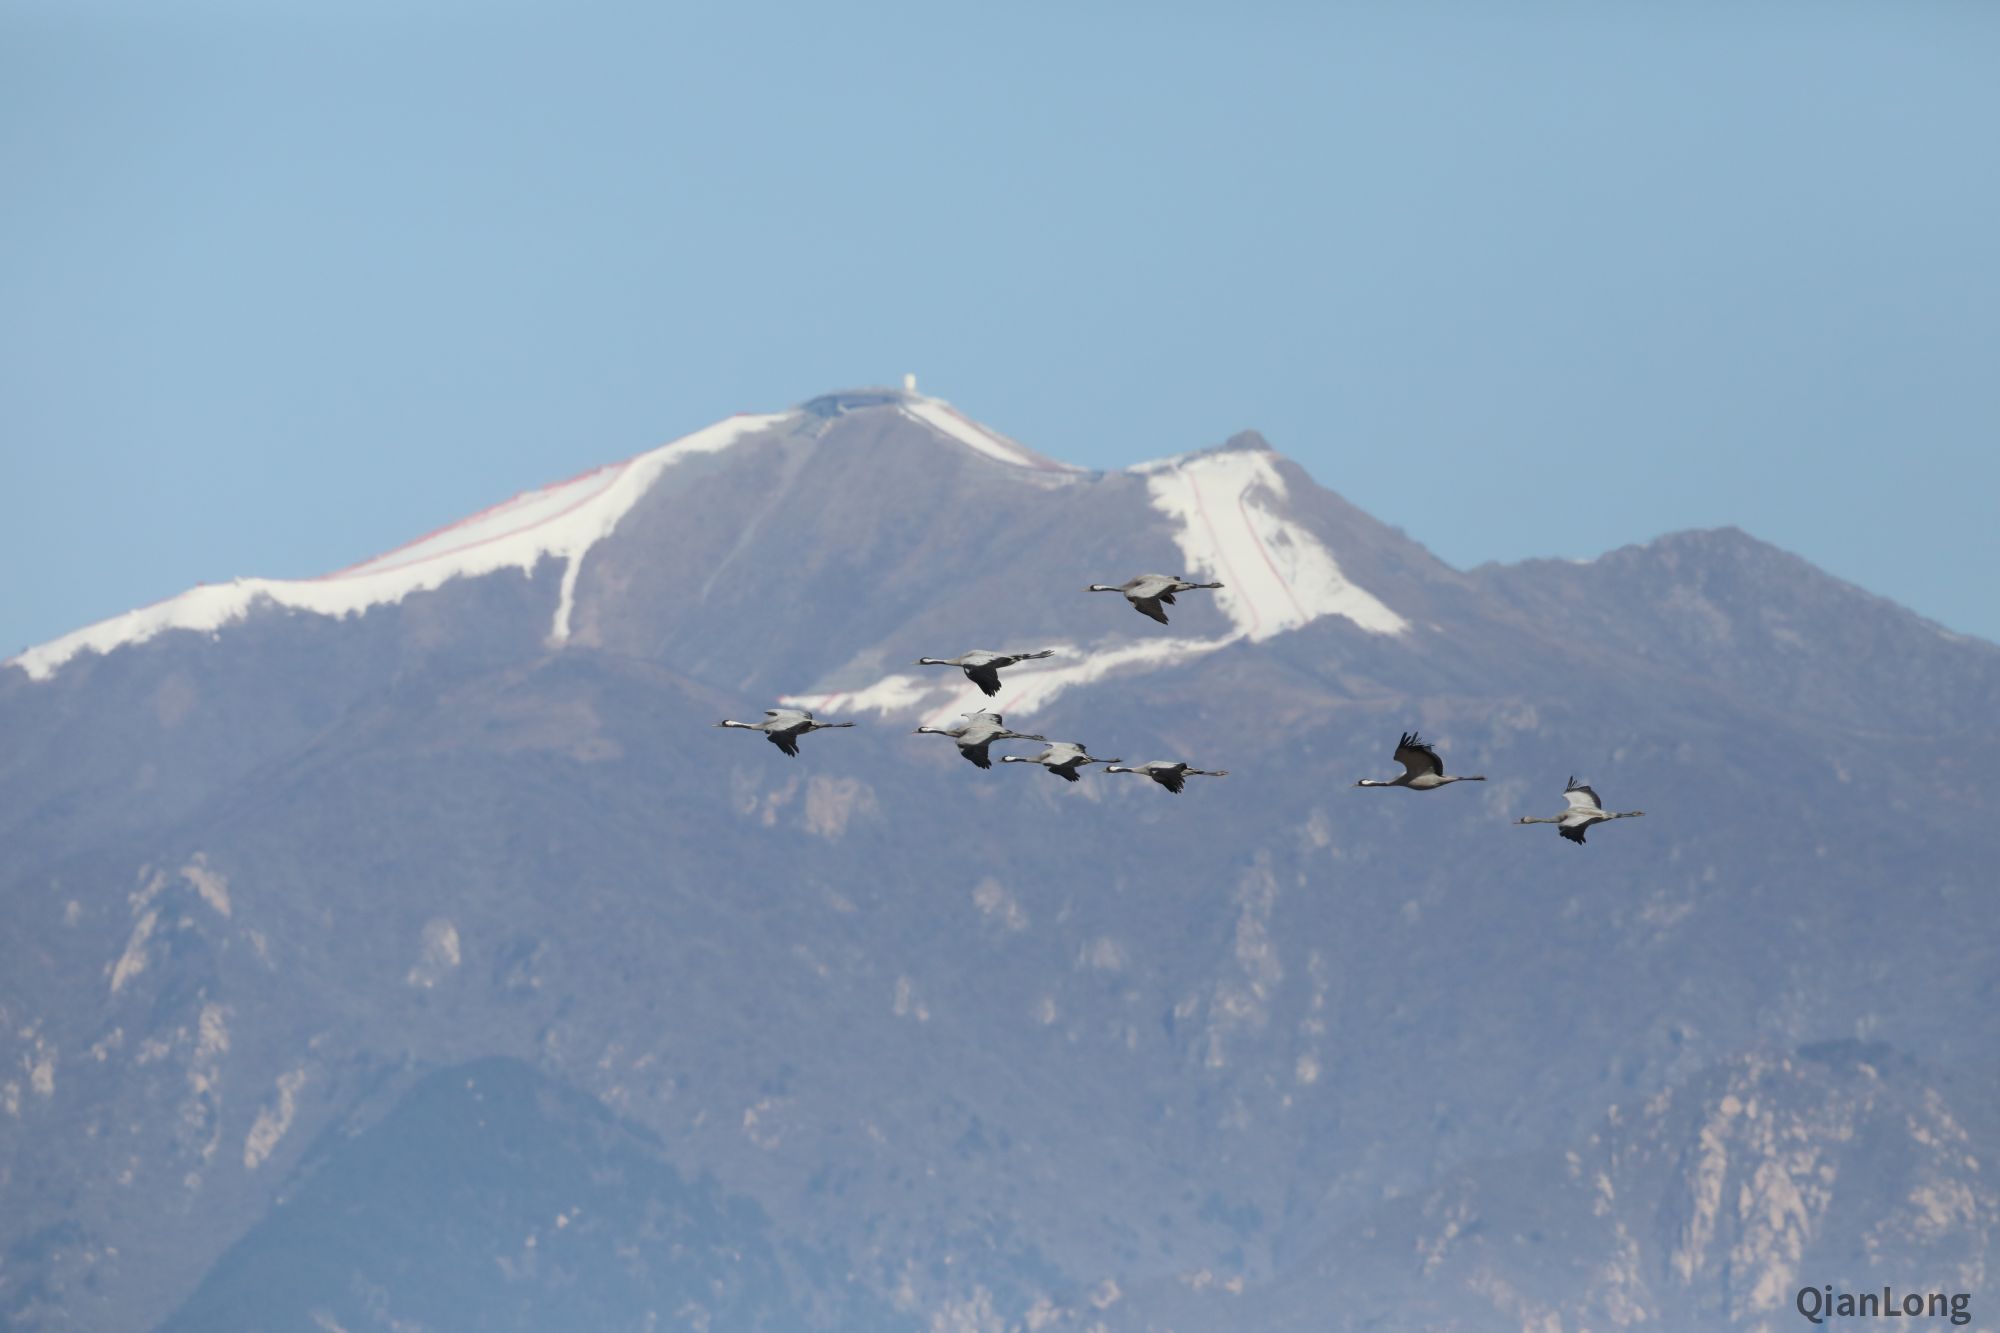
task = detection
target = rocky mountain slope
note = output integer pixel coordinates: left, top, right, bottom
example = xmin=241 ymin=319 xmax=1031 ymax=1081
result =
xmin=2 ymin=388 xmax=1994 ymax=1331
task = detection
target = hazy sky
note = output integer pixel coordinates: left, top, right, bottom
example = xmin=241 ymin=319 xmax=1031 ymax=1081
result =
xmin=4 ymin=0 xmax=1996 ymax=655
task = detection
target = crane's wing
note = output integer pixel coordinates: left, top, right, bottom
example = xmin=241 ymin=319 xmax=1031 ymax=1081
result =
xmin=1559 ymin=820 xmax=1589 ymax=844
xmin=1132 ymin=597 xmax=1172 ymax=625
xmin=766 ymin=731 xmax=801 ymax=757
xmin=1394 ymin=731 xmax=1444 ymax=779
xmin=1127 ymin=574 xmax=1174 ymax=598
xmin=1155 ymin=769 xmax=1187 ymax=794
xmin=965 ymin=664 xmax=1004 ymax=697
xmin=1563 ymin=778 xmax=1602 ymax=812
xmin=957 ymin=741 xmax=995 ymax=769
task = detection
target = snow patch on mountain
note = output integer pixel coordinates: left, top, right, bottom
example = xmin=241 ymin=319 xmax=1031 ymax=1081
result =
xmin=782 ymin=635 xmax=1228 ymax=725
xmin=9 ymin=413 xmax=790 ymax=682
xmin=1142 ymin=449 xmax=1407 ymax=641
xmin=784 ymin=444 xmax=1406 ymax=719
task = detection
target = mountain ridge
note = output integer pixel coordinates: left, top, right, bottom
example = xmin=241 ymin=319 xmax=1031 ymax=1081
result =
xmin=1 ymin=389 xmax=1993 ymax=1332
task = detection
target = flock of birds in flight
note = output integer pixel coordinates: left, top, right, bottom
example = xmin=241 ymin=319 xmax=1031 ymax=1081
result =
xmin=716 ymin=573 xmax=1645 ymax=844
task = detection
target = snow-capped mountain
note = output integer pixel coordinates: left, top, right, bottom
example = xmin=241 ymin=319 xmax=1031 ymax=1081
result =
xmin=2 ymin=388 xmax=1995 ymax=1331
xmin=9 ymin=390 xmax=1415 ymax=714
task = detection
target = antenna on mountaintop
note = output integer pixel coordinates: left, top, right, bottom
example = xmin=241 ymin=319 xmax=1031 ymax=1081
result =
xmin=903 ymin=373 xmax=918 ymax=395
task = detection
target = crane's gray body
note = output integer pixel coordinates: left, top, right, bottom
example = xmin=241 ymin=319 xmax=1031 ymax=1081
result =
xmin=913 ymin=710 xmax=1047 ymax=768
xmin=1105 ymin=760 xmax=1230 ymax=794
xmin=914 ymin=649 xmax=1056 ymax=698
xmin=715 ymin=707 xmax=855 ymax=757
xmin=1000 ymin=740 xmax=1119 ymax=782
xmin=1085 ymin=573 xmax=1225 ymax=625
xmin=1516 ymin=778 xmax=1646 ymax=844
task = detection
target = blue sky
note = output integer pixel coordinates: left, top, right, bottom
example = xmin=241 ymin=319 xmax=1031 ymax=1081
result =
xmin=4 ymin=0 xmax=1996 ymax=654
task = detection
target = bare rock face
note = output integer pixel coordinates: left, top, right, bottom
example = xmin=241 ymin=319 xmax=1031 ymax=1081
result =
xmin=1169 ymin=1045 xmax=1995 ymax=1331
xmin=2 ymin=390 xmax=1995 ymax=1331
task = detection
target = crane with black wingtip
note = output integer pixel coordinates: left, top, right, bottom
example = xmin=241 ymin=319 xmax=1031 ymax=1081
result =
xmin=1001 ymin=741 xmax=1120 ymax=783
xmin=913 ymin=711 xmax=1048 ymax=769
xmin=1084 ymin=574 xmax=1224 ymax=626
xmin=714 ymin=708 xmax=855 ymax=758
xmin=1355 ymin=731 xmax=1485 ymax=790
xmin=913 ymin=649 xmax=1056 ymax=698
xmin=1104 ymin=760 xmax=1229 ymax=794
xmin=1516 ymin=778 xmax=1644 ymax=844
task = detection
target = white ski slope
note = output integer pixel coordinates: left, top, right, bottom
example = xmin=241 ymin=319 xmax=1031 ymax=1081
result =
xmin=783 ymin=635 xmax=1228 ymax=729
xmin=8 ymin=413 xmax=789 ymax=682
xmin=897 ymin=398 xmax=1082 ymax=475
xmin=1139 ymin=447 xmax=1406 ymax=642
xmin=783 ymin=440 xmax=1408 ymax=722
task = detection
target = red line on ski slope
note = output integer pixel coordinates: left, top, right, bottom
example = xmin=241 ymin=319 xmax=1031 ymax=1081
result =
xmin=6 ymin=416 xmax=776 ymax=670
xmin=1186 ymin=470 xmax=1259 ymax=640
xmin=312 ymin=412 xmax=769 ymax=582
xmin=312 ymin=459 xmax=630 ymax=582
xmin=1237 ymin=482 xmax=1310 ymax=626
xmin=20 ymin=457 xmax=632 ymax=648
xmin=933 ymin=403 xmax=1078 ymax=474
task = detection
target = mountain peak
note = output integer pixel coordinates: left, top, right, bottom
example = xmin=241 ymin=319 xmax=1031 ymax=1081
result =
xmin=1215 ymin=429 xmax=1274 ymax=455
xmin=2 ymin=390 xmax=1129 ymax=683
xmin=800 ymin=386 xmax=1083 ymax=476
xmin=799 ymin=386 xmax=914 ymax=418
xmin=1631 ymin=525 xmax=1769 ymax=560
